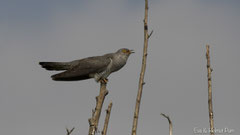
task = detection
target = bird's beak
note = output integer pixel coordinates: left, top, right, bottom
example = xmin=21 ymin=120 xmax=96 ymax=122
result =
xmin=130 ymin=50 xmax=135 ymax=54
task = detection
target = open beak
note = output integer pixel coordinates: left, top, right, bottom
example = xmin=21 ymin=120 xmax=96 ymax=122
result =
xmin=130 ymin=49 xmax=135 ymax=54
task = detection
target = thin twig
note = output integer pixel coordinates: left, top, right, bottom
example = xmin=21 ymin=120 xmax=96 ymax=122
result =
xmin=206 ymin=45 xmax=215 ymax=135
xmin=101 ymin=102 xmax=113 ymax=135
xmin=161 ymin=113 xmax=173 ymax=135
xmin=131 ymin=0 xmax=150 ymax=135
xmin=66 ymin=127 xmax=75 ymax=135
xmin=148 ymin=30 xmax=153 ymax=39
xmin=88 ymin=82 xmax=109 ymax=135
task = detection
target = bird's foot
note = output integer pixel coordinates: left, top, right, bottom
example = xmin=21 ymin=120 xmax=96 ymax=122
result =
xmin=100 ymin=78 xmax=108 ymax=84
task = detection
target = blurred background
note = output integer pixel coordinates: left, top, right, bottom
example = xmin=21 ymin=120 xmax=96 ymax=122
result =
xmin=1 ymin=0 xmax=240 ymax=135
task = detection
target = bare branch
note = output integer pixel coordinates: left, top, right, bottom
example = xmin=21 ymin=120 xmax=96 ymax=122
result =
xmin=206 ymin=45 xmax=215 ymax=135
xmin=66 ymin=127 xmax=75 ymax=135
xmin=131 ymin=0 xmax=151 ymax=135
xmin=88 ymin=82 xmax=109 ymax=135
xmin=101 ymin=102 xmax=113 ymax=135
xmin=161 ymin=113 xmax=172 ymax=135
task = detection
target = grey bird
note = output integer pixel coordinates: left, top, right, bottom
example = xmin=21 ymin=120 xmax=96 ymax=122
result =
xmin=39 ymin=48 xmax=134 ymax=82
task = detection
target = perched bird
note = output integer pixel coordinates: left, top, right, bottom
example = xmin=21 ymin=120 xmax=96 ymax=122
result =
xmin=39 ymin=48 xmax=134 ymax=83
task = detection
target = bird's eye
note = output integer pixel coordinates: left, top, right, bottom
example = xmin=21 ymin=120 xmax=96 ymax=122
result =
xmin=122 ymin=49 xmax=127 ymax=53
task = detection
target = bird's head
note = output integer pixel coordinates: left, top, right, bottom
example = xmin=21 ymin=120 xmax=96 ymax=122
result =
xmin=116 ymin=48 xmax=134 ymax=57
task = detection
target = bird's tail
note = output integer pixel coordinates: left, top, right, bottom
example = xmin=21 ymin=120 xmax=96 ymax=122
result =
xmin=39 ymin=62 xmax=70 ymax=71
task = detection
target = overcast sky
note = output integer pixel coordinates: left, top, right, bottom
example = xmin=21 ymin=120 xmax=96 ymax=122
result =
xmin=1 ymin=0 xmax=240 ymax=135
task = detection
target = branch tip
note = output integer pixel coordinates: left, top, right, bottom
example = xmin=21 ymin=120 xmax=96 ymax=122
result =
xmin=161 ymin=113 xmax=173 ymax=135
xmin=148 ymin=30 xmax=153 ymax=39
xmin=66 ymin=127 xmax=75 ymax=135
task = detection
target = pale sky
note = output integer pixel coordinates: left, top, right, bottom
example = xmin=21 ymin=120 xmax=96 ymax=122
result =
xmin=1 ymin=0 xmax=240 ymax=135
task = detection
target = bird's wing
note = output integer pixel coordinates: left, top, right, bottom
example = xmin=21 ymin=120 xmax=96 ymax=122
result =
xmin=51 ymin=55 xmax=112 ymax=81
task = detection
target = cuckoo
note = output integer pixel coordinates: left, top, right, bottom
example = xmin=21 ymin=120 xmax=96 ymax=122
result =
xmin=39 ymin=48 xmax=134 ymax=83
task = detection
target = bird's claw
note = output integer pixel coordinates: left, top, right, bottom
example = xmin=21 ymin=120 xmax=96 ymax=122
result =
xmin=100 ymin=78 xmax=108 ymax=84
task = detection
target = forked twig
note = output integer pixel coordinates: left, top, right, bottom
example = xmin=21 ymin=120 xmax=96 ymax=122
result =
xmin=66 ymin=127 xmax=75 ymax=135
xmin=88 ymin=82 xmax=109 ymax=135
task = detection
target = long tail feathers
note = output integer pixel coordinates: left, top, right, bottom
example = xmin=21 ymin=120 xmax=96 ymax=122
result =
xmin=39 ymin=62 xmax=70 ymax=71
xmin=51 ymin=72 xmax=90 ymax=81
xmin=39 ymin=61 xmax=90 ymax=81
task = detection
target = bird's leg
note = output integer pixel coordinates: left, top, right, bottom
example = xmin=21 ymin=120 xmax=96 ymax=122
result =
xmin=100 ymin=78 xmax=108 ymax=84
xmin=104 ymin=78 xmax=108 ymax=83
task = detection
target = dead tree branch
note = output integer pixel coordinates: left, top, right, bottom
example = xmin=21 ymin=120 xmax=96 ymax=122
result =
xmin=131 ymin=0 xmax=151 ymax=135
xmin=206 ymin=45 xmax=215 ymax=135
xmin=101 ymin=102 xmax=113 ymax=135
xmin=161 ymin=113 xmax=173 ymax=135
xmin=88 ymin=82 xmax=109 ymax=135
